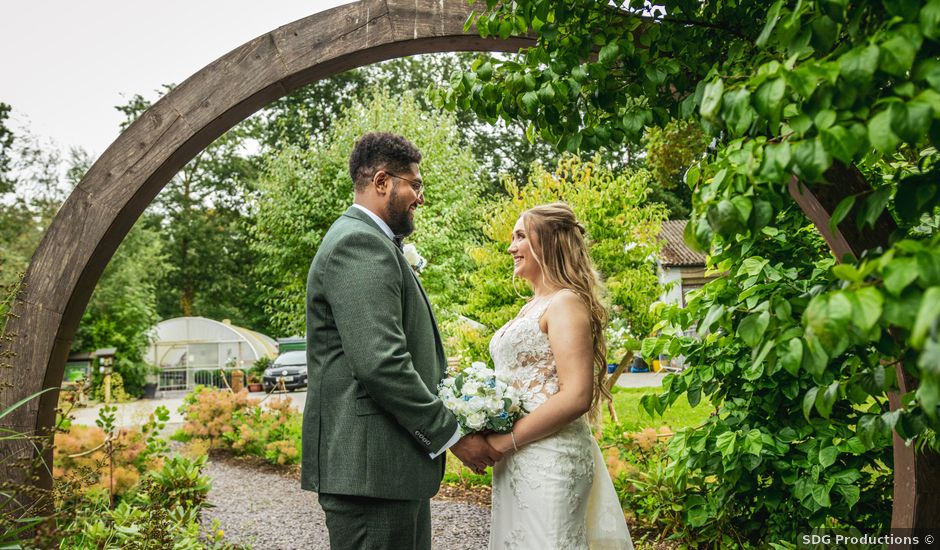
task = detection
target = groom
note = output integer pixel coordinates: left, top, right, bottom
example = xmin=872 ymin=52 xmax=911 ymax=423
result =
xmin=302 ymin=132 xmax=501 ymax=550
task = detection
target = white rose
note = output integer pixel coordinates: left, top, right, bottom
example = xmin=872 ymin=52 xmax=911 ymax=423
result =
xmin=485 ymin=396 xmax=502 ymax=414
xmin=465 ymin=411 xmax=487 ymax=431
xmin=402 ymin=243 xmax=420 ymax=264
xmin=462 ymin=381 xmax=481 ymax=396
xmin=468 ymin=396 xmax=485 ymax=411
xmin=451 ymin=399 xmax=469 ymax=415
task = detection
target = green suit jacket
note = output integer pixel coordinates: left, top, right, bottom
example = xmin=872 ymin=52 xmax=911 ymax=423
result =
xmin=301 ymin=206 xmax=459 ymax=500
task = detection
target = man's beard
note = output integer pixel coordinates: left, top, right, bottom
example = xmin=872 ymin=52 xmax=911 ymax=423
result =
xmin=385 ymin=185 xmax=414 ymax=237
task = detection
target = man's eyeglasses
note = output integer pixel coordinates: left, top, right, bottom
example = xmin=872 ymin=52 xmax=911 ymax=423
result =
xmin=385 ymin=171 xmax=424 ymax=195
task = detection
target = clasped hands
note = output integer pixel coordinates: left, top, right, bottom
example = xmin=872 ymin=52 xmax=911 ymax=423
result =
xmin=450 ymin=432 xmax=504 ymax=475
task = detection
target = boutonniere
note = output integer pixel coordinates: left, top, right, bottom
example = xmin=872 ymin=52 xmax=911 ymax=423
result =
xmin=402 ymin=243 xmax=427 ymax=273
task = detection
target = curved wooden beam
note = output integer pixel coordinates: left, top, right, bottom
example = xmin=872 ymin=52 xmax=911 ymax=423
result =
xmin=0 ymin=0 xmax=532 ymax=501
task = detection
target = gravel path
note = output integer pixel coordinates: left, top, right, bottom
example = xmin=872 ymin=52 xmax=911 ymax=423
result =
xmin=201 ymin=457 xmax=491 ymax=550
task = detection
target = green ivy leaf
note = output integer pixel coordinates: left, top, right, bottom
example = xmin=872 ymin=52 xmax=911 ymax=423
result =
xmin=520 ymin=91 xmax=539 ymax=115
xmin=754 ymin=78 xmax=786 ymax=119
xmin=750 ymin=200 xmax=774 ymax=232
xmin=868 ymin=108 xmax=901 ymax=154
xmin=821 ymin=126 xmax=863 ymax=164
xmin=890 ymin=100 xmax=933 ymax=145
xmin=803 ymin=334 xmax=829 ymax=377
xmin=598 ymin=41 xmax=620 ymax=65
xmin=839 ymin=44 xmax=880 ymax=83
xmin=819 ymin=445 xmax=839 ymax=468
xmin=857 ymin=414 xmax=887 ymax=448
xmin=858 ymin=187 xmax=892 ymax=229
xmin=759 ymin=142 xmax=792 ymax=182
xmin=716 ymin=431 xmax=737 ymax=459
xmin=793 ymin=137 xmax=832 ymax=182
xmin=828 ymin=292 xmax=853 ymax=323
xmin=853 ymin=286 xmax=884 ymax=332
xmin=723 ymin=88 xmax=756 ymax=135
xmin=744 ymin=429 xmax=763 ymax=455
xmin=828 ymin=194 xmax=856 ymax=232
xmin=640 ymin=393 xmax=660 ymax=418
xmin=815 ymin=381 xmax=840 ymax=419
xmin=884 ymin=257 xmax=919 ymax=295
xmin=911 ymin=286 xmax=940 ymax=349
xmin=738 ymin=311 xmax=771 ymax=347
xmin=811 ymin=483 xmax=832 ymax=508
xmin=782 ymin=338 xmax=803 ymax=376
xmin=731 ymin=195 xmax=754 ymax=224
xmin=700 ymin=304 xmax=726 ymax=333
xmin=700 ymin=78 xmax=725 ymax=119
xmin=835 ymin=483 xmax=861 ymax=508
xmin=803 ymin=387 xmax=819 ymax=420
xmin=879 ymin=28 xmax=922 ymax=77
xmin=921 ymin=0 xmax=940 ymax=41
xmin=685 ymin=495 xmax=709 ymax=527
xmin=707 ymin=199 xmax=745 ymax=236
xmin=918 ymin=339 xmax=940 ymax=418
xmin=756 ymin=0 xmax=784 ymax=47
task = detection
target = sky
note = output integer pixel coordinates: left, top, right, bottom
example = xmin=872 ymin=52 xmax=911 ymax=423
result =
xmin=1 ymin=0 xmax=348 ymax=159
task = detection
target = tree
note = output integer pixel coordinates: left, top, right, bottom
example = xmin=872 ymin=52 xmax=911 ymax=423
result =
xmin=0 ymin=122 xmax=69 ymax=302
xmin=250 ymin=88 xmax=486 ymax=336
xmin=446 ymin=0 xmax=940 ymax=543
xmin=71 ymin=218 xmax=168 ymax=397
xmin=452 ymin=155 xmax=667 ymax=364
xmin=0 ymin=103 xmax=14 ymax=194
xmin=254 ymin=53 xmax=562 ymax=191
xmin=116 ymin=92 xmax=271 ymax=334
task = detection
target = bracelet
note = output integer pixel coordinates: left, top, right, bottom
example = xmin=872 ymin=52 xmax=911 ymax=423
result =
xmin=510 ymin=431 xmax=519 ymax=452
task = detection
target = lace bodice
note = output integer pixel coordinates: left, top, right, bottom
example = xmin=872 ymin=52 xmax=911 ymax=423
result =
xmin=489 ymin=296 xmax=559 ymax=412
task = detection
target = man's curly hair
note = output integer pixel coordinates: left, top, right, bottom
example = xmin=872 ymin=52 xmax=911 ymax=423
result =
xmin=348 ymin=132 xmax=422 ymax=191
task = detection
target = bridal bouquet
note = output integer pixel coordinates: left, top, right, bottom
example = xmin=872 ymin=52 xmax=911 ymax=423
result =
xmin=438 ymin=362 xmax=526 ymax=433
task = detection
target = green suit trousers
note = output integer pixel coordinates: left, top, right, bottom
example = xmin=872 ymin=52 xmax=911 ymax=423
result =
xmin=318 ymin=493 xmax=431 ymax=550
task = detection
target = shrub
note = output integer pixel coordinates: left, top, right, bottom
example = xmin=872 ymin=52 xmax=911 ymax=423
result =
xmin=181 ymin=386 xmax=302 ymax=466
xmin=134 ymin=454 xmax=211 ymax=511
xmin=180 ymin=386 xmax=258 ymax=448
xmin=53 ymin=408 xmax=168 ymax=501
xmin=224 ymin=395 xmax=300 ymax=465
xmin=91 ymin=371 xmax=133 ymax=403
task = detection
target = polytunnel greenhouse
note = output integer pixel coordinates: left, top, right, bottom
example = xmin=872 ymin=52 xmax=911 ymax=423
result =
xmin=145 ymin=317 xmax=277 ymax=392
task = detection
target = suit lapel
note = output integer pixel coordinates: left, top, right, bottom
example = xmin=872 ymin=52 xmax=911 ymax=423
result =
xmin=409 ymin=267 xmax=447 ymax=367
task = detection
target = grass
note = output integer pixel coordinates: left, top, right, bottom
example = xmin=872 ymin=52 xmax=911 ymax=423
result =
xmin=604 ymin=386 xmax=714 ymax=433
xmin=443 ymin=386 xmax=714 ymax=485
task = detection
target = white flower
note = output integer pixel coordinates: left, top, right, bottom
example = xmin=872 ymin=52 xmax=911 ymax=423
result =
xmin=465 ymin=411 xmax=487 ymax=430
xmin=462 ymin=381 xmax=481 ymax=396
xmin=484 ymin=396 xmax=502 ymax=414
xmin=402 ymin=243 xmax=427 ymax=272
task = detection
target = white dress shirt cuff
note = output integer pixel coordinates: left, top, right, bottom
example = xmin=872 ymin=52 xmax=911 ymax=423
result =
xmin=429 ymin=426 xmax=462 ymax=459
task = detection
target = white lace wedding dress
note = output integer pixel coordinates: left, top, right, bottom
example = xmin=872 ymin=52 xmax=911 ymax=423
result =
xmin=489 ymin=296 xmax=633 ymax=550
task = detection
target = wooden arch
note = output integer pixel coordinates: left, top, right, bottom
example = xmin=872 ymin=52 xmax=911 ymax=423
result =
xmin=0 ymin=0 xmax=934 ymax=533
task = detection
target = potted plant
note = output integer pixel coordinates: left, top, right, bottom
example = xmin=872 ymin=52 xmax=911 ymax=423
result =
xmin=248 ymin=356 xmax=272 ymax=393
xmin=143 ymin=364 xmax=160 ymax=399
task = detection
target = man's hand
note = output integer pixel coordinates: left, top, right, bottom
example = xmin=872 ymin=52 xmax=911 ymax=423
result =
xmin=450 ymin=434 xmax=503 ymax=474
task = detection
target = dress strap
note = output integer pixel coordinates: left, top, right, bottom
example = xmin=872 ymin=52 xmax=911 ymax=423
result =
xmin=533 ymin=289 xmax=571 ymax=320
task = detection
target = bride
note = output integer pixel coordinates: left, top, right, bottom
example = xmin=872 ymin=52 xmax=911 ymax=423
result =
xmin=484 ymin=203 xmax=633 ymax=550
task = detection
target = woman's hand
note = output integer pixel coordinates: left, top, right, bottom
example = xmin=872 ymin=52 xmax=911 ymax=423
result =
xmin=486 ymin=432 xmax=515 ymax=455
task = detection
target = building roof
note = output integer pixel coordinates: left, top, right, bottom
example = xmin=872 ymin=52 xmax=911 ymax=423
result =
xmin=148 ymin=317 xmax=278 ymax=360
xmin=659 ymin=220 xmax=707 ymax=267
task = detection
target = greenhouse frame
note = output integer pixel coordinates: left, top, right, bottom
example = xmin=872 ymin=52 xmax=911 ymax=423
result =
xmin=146 ymin=317 xmax=277 ymax=393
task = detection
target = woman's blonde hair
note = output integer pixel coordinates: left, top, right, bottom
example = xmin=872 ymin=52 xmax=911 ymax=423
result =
xmin=521 ymin=202 xmax=611 ymax=419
